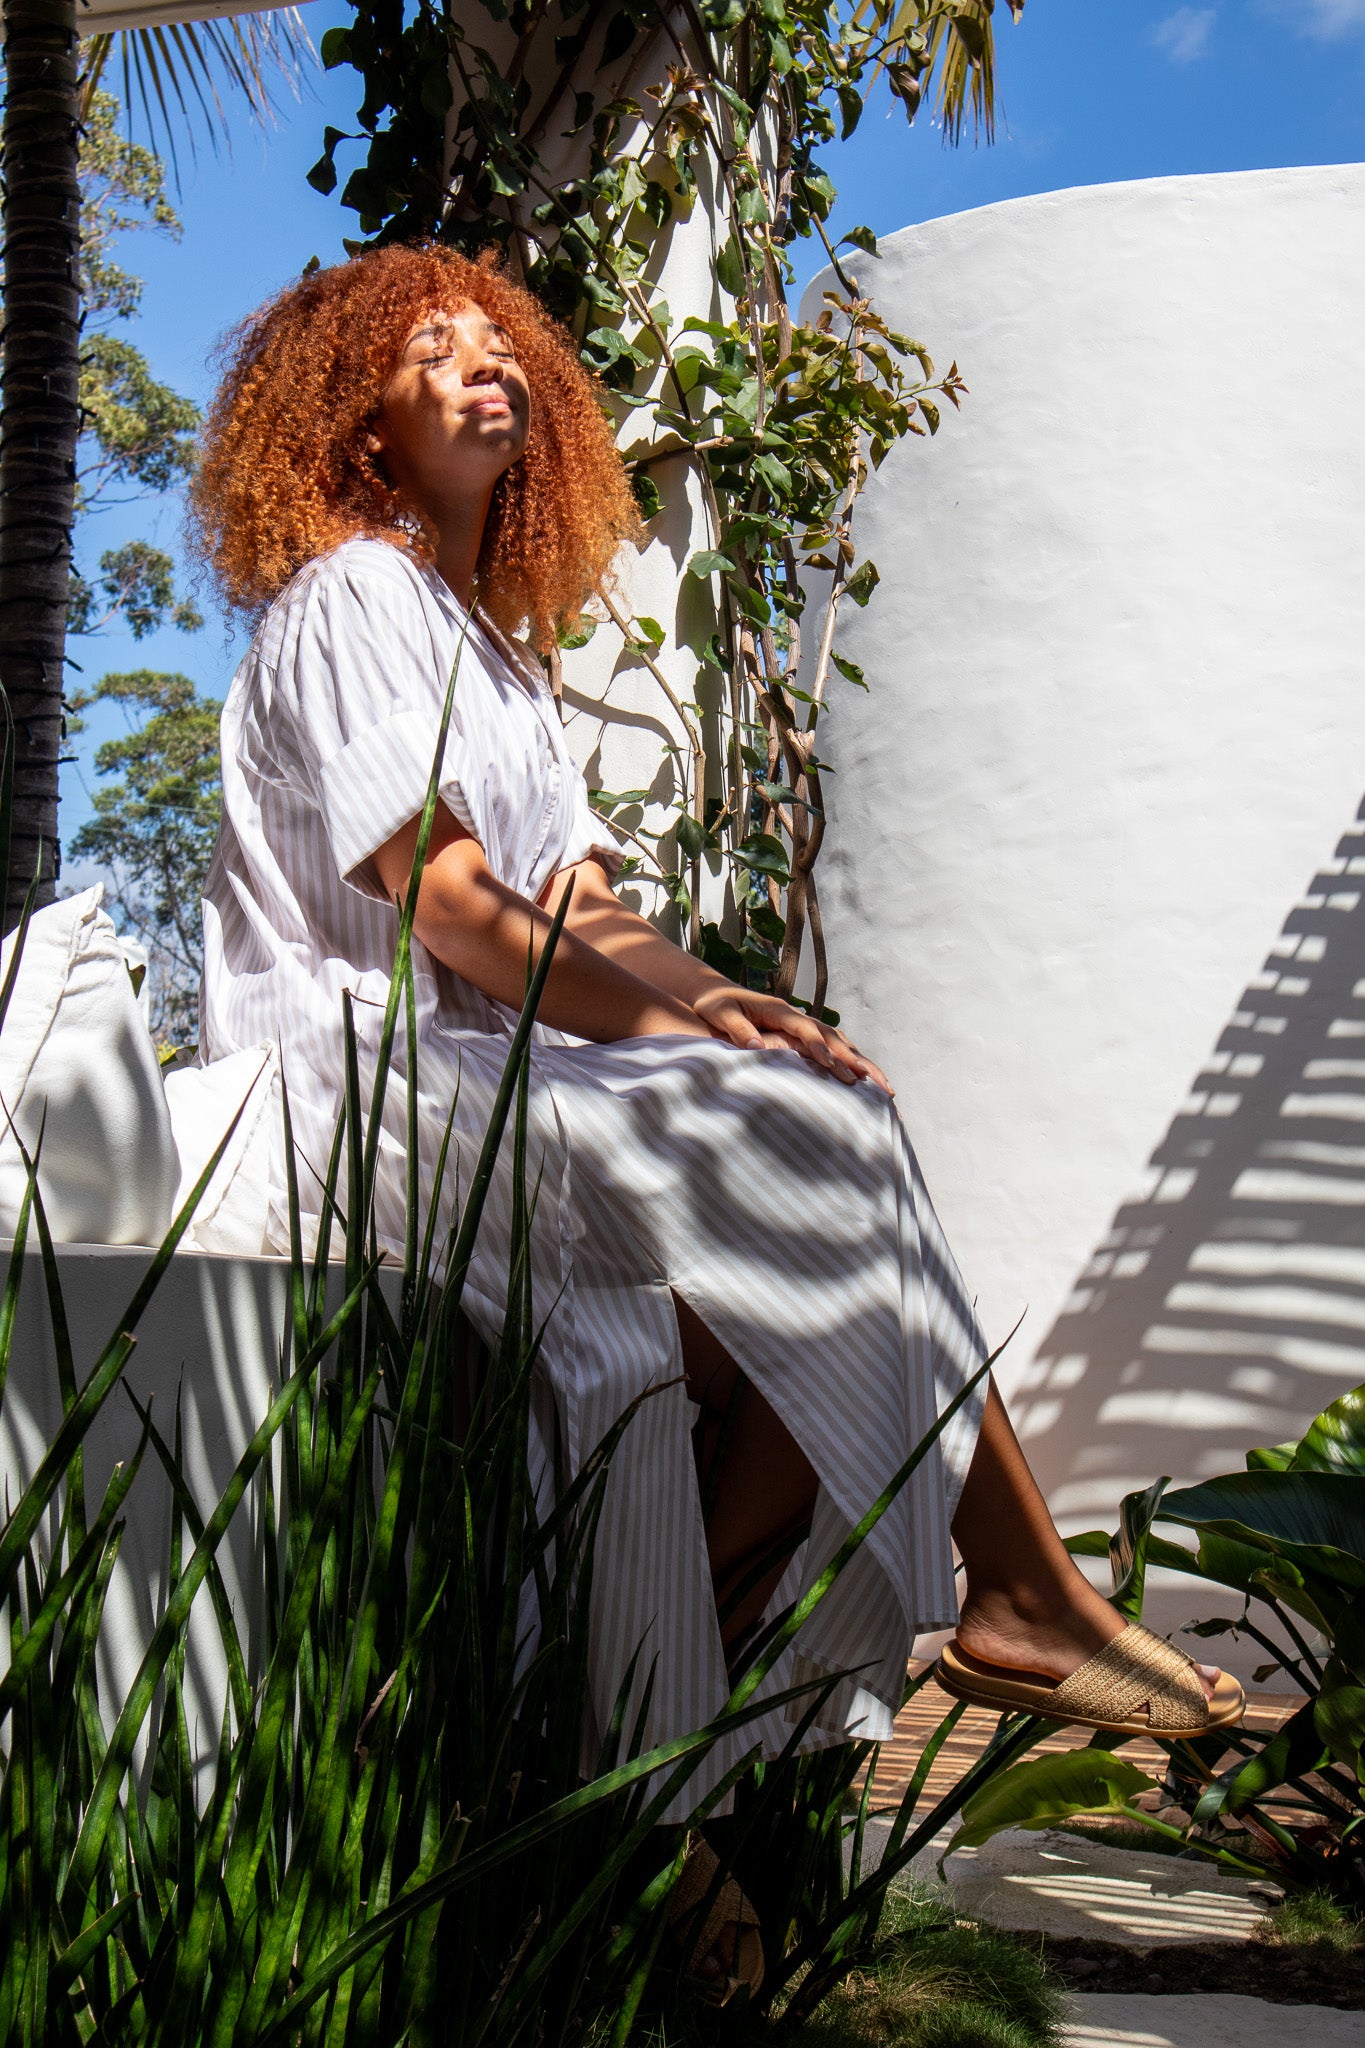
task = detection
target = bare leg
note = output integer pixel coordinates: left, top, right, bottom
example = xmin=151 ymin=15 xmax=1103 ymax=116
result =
xmin=673 ymin=1293 xmax=817 ymax=1656
xmin=674 ymin=1297 xmax=1219 ymax=1701
xmin=951 ymin=1384 xmax=1217 ymax=1702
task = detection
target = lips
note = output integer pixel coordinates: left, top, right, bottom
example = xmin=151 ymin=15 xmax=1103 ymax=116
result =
xmin=466 ymin=396 xmax=512 ymax=416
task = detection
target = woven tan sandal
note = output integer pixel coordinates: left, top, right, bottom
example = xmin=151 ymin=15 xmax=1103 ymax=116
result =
xmin=668 ymin=1836 xmax=765 ymax=2008
xmin=934 ymin=1622 xmax=1246 ymax=1738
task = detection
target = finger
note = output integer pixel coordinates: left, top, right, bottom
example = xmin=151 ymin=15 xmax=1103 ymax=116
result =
xmin=798 ymin=1025 xmax=893 ymax=1094
xmin=842 ymin=1049 xmax=895 ymax=1096
xmin=708 ymin=1001 xmax=767 ymax=1051
xmin=807 ymin=1021 xmax=895 ymax=1095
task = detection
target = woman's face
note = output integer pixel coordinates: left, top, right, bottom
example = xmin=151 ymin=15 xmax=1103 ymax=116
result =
xmin=366 ymin=301 xmax=532 ymax=522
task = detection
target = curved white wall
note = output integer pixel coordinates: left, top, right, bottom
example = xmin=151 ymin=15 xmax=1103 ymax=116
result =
xmin=803 ymin=167 xmax=1365 ymax=1641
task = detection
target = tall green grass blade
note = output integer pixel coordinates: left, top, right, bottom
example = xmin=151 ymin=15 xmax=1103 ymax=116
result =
xmin=0 ymin=1147 xmax=38 ymax=1409
xmin=121 ymin=1385 xmax=252 ymax=1729
xmin=50 ymin=1896 xmax=139 ymax=1995
xmin=442 ymin=877 xmax=574 ymax=1308
xmin=261 ymin=1664 xmax=846 ymax=2042
xmin=0 ymin=1421 xmax=149 ymax=1718
xmin=63 ymin=1263 xmax=377 ymax=1907
xmin=359 ymin=620 xmax=473 ymax=1235
xmin=0 ymin=686 xmax=15 ymax=923
xmin=31 ymin=1165 xmax=85 ymax=1533
xmin=729 ymin=1346 xmax=996 ymax=1717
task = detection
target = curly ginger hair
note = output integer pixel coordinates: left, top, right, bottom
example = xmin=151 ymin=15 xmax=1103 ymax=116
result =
xmin=189 ymin=243 xmax=640 ymax=650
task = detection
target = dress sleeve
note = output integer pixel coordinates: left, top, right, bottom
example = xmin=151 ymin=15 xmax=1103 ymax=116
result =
xmin=555 ymin=757 xmax=627 ymax=883
xmin=282 ymin=544 xmax=478 ymax=901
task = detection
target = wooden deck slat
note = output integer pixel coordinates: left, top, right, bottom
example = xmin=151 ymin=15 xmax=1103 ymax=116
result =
xmin=863 ymin=1667 xmax=1304 ymax=1822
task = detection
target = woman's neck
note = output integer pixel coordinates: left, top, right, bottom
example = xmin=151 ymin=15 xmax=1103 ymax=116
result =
xmin=430 ymin=488 xmax=495 ymax=607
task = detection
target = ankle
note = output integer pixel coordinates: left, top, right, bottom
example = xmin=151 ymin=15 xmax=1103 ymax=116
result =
xmin=959 ymin=1578 xmax=1079 ymax=1631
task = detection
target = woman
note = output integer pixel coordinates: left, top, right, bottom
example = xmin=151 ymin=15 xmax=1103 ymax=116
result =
xmin=192 ymin=244 xmax=1240 ymax=1989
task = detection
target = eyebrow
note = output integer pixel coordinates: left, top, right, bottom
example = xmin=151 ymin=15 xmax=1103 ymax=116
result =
xmin=406 ymin=319 xmax=515 ymax=352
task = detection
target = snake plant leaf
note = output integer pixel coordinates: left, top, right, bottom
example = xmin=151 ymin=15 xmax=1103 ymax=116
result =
xmin=1160 ymin=1471 xmax=1365 ymax=1592
xmin=949 ymin=1750 xmax=1159 ymax=1852
xmin=62 ymin=1258 xmax=378 ymax=1908
xmin=1291 ymin=1382 xmax=1365 ymax=1477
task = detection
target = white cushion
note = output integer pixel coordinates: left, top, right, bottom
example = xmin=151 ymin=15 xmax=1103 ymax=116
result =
xmin=163 ymin=1046 xmax=278 ymax=1257
xmin=0 ymin=886 xmax=180 ymax=1245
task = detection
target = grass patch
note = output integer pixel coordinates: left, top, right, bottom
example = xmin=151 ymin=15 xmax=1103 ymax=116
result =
xmin=782 ymin=1886 xmax=1064 ymax=2048
xmin=1259 ymin=1887 xmax=1365 ymax=1953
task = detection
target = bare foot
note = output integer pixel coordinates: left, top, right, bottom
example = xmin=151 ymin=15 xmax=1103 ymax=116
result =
xmin=955 ymin=1578 xmax=1219 ymax=1705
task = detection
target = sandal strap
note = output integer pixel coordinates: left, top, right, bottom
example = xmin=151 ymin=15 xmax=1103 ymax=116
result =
xmin=1039 ymin=1622 xmax=1209 ymax=1733
xmin=669 ymin=1838 xmax=760 ymax=1976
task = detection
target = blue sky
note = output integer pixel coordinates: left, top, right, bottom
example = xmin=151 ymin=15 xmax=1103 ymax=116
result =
xmin=63 ymin=0 xmax=1365 ymax=853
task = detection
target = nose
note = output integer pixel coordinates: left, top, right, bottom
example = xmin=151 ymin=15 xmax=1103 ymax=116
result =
xmin=464 ymin=345 xmax=503 ymax=385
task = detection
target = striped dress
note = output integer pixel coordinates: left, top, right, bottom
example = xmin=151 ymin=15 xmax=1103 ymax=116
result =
xmin=201 ymin=537 xmax=988 ymax=1811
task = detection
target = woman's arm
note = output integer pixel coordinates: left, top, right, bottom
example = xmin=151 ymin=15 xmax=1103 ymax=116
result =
xmin=543 ymin=857 xmax=891 ymax=1091
xmin=372 ymin=805 xmax=710 ymax=1044
xmin=373 ymin=804 xmax=891 ymax=1089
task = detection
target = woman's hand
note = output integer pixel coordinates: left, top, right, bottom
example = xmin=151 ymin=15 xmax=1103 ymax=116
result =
xmin=691 ymin=985 xmax=894 ymax=1095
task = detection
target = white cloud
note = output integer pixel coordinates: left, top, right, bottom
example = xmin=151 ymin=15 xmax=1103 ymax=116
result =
xmin=1300 ymin=0 xmax=1365 ymax=36
xmin=1151 ymin=6 xmax=1216 ymax=62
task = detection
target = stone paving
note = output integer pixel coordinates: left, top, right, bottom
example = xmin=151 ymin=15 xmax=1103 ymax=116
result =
xmin=869 ymin=1670 xmax=1360 ymax=2045
xmin=932 ymin=1827 xmax=1268 ymax=1946
xmin=1062 ymin=1991 xmax=1362 ymax=2047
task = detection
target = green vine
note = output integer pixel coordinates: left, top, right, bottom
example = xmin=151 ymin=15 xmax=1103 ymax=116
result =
xmin=310 ymin=0 xmax=1018 ymax=1011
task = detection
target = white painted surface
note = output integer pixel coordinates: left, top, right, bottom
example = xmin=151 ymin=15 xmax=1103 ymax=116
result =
xmin=799 ymin=169 xmax=1365 ymax=1643
xmin=0 ymin=1244 xmax=363 ymax=1778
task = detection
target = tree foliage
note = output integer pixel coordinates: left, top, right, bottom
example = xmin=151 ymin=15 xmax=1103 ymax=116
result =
xmin=67 ymin=669 xmax=221 ymax=1040
xmin=69 ymin=88 xmax=202 ymax=642
xmin=311 ymin=0 xmax=1020 ymax=1008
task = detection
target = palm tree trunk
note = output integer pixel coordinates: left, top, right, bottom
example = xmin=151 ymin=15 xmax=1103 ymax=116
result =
xmin=0 ymin=0 xmax=81 ymax=925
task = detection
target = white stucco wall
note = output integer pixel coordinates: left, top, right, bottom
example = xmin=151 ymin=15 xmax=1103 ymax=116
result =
xmin=802 ymin=167 xmax=1365 ymax=1639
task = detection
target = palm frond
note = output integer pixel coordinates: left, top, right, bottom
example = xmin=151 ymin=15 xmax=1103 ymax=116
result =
xmin=79 ymin=6 xmax=316 ymax=170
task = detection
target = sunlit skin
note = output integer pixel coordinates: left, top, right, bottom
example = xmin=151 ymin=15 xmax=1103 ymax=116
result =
xmin=365 ymin=306 xmax=1223 ymax=1857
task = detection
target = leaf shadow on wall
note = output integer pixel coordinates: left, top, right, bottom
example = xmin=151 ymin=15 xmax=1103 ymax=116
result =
xmin=1017 ymin=795 xmax=1365 ymax=1543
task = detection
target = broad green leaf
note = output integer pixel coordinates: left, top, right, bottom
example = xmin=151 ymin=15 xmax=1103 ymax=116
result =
xmin=1314 ymin=1670 xmax=1365 ymax=1775
xmin=715 ymin=235 xmax=746 ymax=298
xmin=687 ymin=548 xmax=736 ymax=579
xmin=950 ymin=1750 xmax=1158 ymax=1851
xmin=752 ymin=452 xmax=791 ymax=495
xmin=675 ymin=813 xmax=709 ymax=860
xmin=845 ymin=559 xmax=880 ymax=606
xmin=1338 ymin=1593 xmax=1365 ymax=1681
xmin=1161 ymin=1471 xmax=1365 ymax=1589
xmin=1193 ymin=1699 xmax=1327 ymax=1824
xmin=589 ymin=787 xmax=649 ymax=812
xmin=631 ymin=469 xmax=662 ymax=520
xmin=1292 ymin=1382 xmax=1365 ymax=1476
xmin=734 ymin=832 xmax=790 ymax=883
xmin=1109 ymin=1476 xmax=1168 ymax=1623
xmin=831 ymin=652 xmax=866 ymax=688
